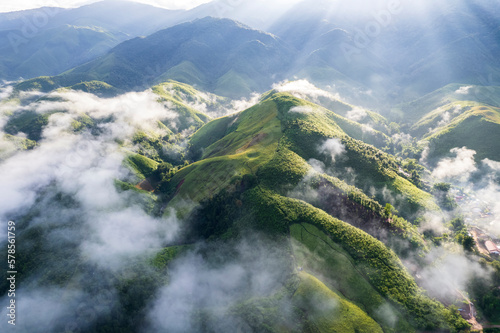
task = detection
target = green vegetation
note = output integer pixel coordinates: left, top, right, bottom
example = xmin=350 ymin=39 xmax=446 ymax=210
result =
xmin=68 ymin=81 xmax=121 ymax=97
xmin=4 ymin=110 xmax=64 ymax=141
xmin=246 ymin=188 xmax=463 ymax=330
xmin=291 ymin=223 xmax=413 ymax=332
xmin=159 ymin=61 xmax=207 ymax=88
xmin=398 ymin=84 xmax=500 ymax=123
xmin=152 ymin=80 xmax=216 ymax=132
xmin=7 ymin=76 xmax=481 ymax=332
xmin=258 ymin=92 xmax=439 ymax=217
xmin=292 ymin=272 xmax=384 ymax=333
xmin=0 ymin=24 xmax=121 ymax=81
xmin=125 ymin=153 xmax=159 ymax=179
xmin=2 ymin=133 xmax=37 ymax=151
xmin=422 ymin=103 xmax=500 ymax=162
xmin=150 ymin=245 xmax=190 ymax=270
xmin=215 ymin=69 xmax=258 ymax=98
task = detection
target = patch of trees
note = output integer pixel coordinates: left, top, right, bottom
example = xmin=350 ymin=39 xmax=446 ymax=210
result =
xmin=432 ymin=182 xmax=458 ymax=211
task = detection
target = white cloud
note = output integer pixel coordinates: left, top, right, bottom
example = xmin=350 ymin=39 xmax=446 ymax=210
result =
xmin=290 ymin=105 xmax=315 ymax=113
xmin=431 ymin=147 xmax=477 ymax=180
xmin=319 ymin=138 xmax=345 ymax=162
xmin=0 ymin=85 xmax=13 ymax=100
xmin=147 ymin=237 xmax=291 ymax=332
xmin=273 ymin=80 xmax=341 ymax=101
xmin=418 ymin=249 xmax=492 ymax=302
xmin=0 ymin=89 xmax=180 ymax=259
xmin=346 ymin=107 xmax=368 ymax=122
xmin=455 ymin=86 xmax=473 ymax=95
xmin=482 ymin=158 xmax=500 ymax=171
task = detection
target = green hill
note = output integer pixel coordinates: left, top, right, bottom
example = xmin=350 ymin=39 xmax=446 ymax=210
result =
xmin=415 ymin=102 xmax=500 ymax=162
xmin=153 ymin=91 xmax=465 ymax=332
xmin=396 ymin=83 xmax=500 ymax=123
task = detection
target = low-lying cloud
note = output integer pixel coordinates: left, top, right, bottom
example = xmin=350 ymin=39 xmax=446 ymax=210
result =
xmin=346 ymin=107 xmax=368 ymax=122
xmin=0 ymin=87 xmax=184 ymax=330
xmin=455 ymin=86 xmax=473 ymax=95
xmin=273 ymin=79 xmax=342 ymax=102
xmin=319 ymin=138 xmax=346 ymax=162
xmin=146 ymin=236 xmax=291 ymax=332
xmin=290 ymin=105 xmax=315 ymax=113
xmin=431 ymin=147 xmax=477 ymax=181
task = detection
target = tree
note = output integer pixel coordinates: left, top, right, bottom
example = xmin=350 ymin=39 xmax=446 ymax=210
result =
xmin=462 ymin=235 xmax=475 ymax=252
xmin=383 ymin=203 xmax=394 ymax=219
xmin=433 ymin=182 xmax=451 ymax=193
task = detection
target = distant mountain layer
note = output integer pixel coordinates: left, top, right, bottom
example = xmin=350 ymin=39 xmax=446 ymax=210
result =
xmin=269 ymin=0 xmax=500 ymax=102
xmin=16 ymin=17 xmax=294 ymax=98
xmin=3 ymin=0 xmax=500 ymax=104
xmin=0 ymin=25 xmax=125 ymax=79
xmin=0 ymin=1 xmax=184 ymax=80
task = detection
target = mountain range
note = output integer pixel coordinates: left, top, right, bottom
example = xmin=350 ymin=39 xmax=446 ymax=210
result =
xmin=3 ymin=0 xmax=500 ymax=105
xmin=1 ymin=1 xmax=500 ymax=332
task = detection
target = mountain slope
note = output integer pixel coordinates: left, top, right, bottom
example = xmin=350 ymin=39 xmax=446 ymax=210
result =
xmin=269 ymin=0 xmax=500 ymax=105
xmin=56 ymin=17 xmax=293 ymax=97
xmin=397 ymin=83 xmax=500 ymax=123
xmin=0 ymin=1 xmax=190 ymax=80
xmin=0 ymin=25 xmax=124 ymax=79
xmin=0 ymin=1 xmax=182 ymax=37
xmin=413 ymin=102 xmax=500 ymax=162
xmin=154 ymin=91 xmax=465 ymax=331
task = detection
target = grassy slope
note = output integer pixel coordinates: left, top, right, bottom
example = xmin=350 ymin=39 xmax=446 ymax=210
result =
xmin=68 ymin=81 xmax=122 ymax=97
xmin=157 ymin=61 xmax=207 ymax=88
xmin=156 ymin=92 xmax=464 ymax=331
xmin=215 ymin=69 xmax=258 ymax=98
xmin=397 ymin=83 xmax=500 ymax=123
xmin=291 ymin=223 xmax=413 ymax=333
xmin=166 ymin=98 xmax=282 ymax=203
xmin=266 ymin=92 xmax=437 ymax=214
xmin=125 ymin=153 xmax=159 ymax=179
xmin=246 ymin=188 xmax=452 ymax=330
xmin=152 ymin=81 xmax=211 ymax=131
xmin=4 ymin=109 xmax=64 ymax=141
xmin=293 ymin=272 xmax=384 ymax=333
xmin=416 ymin=103 xmax=500 ymax=161
xmin=174 ymin=91 xmax=432 ymax=238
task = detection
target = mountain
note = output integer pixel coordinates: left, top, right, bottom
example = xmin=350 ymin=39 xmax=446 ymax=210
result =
xmin=384 ymin=83 xmax=500 ymax=163
xmin=0 ymin=1 xmax=182 ymax=37
xmin=8 ymin=0 xmax=500 ymax=104
xmin=0 ymin=25 xmax=125 ymax=79
xmin=2 ymin=2 xmax=500 ymax=332
xmin=1 ymin=80 xmax=471 ymax=332
xmin=268 ymin=0 xmax=500 ymax=105
xmin=417 ymin=102 xmax=500 ymax=163
xmin=151 ymin=90 xmax=467 ymax=331
xmin=0 ymin=1 xmax=187 ymax=80
xmin=19 ymin=17 xmax=294 ymax=98
xmin=397 ymin=83 xmax=500 ymax=123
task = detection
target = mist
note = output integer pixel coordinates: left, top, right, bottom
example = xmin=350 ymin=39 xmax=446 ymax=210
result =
xmin=0 ymin=84 xmax=297 ymax=332
xmin=1 ymin=0 xmax=500 ymax=330
xmin=0 ymin=86 xmax=183 ymax=331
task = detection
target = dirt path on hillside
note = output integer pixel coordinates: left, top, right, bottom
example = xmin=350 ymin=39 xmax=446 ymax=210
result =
xmin=456 ymin=289 xmax=483 ymax=331
xmin=471 ymin=229 xmax=490 ymax=256
xmin=135 ymin=179 xmax=154 ymax=192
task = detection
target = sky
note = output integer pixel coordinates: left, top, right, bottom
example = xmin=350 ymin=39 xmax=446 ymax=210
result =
xmin=0 ymin=0 xmax=213 ymax=13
